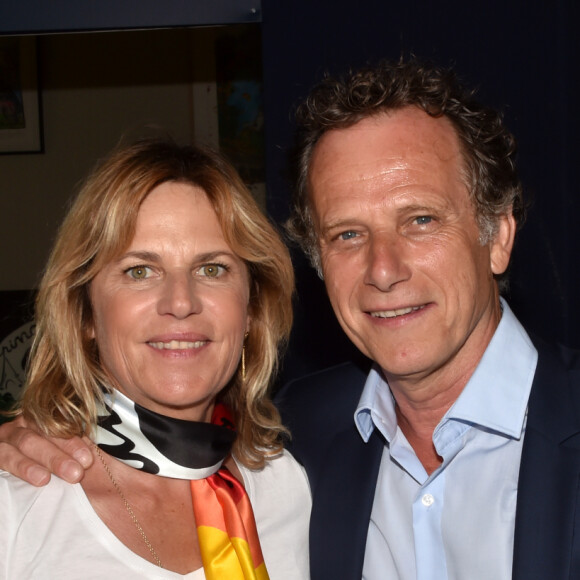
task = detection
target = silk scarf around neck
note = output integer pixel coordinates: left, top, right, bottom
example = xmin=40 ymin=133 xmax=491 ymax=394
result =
xmin=94 ymin=389 xmax=269 ymax=580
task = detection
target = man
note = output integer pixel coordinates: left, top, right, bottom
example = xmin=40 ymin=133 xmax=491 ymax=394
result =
xmin=276 ymin=59 xmax=580 ymax=579
xmin=2 ymin=59 xmax=580 ymax=579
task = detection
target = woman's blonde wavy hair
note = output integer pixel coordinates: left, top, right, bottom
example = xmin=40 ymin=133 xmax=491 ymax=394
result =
xmin=18 ymin=138 xmax=294 ymax=469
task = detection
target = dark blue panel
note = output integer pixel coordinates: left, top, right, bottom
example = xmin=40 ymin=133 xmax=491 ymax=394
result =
xmin=261 ymin=0 xmax=580 ymax=381
xmin=0 ymin=0 xmax=261 ymax=34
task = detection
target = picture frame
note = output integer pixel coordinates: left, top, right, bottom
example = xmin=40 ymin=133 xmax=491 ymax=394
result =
xmin=0 ymin=36 xmax=43 ymax=154
xmin=191 ymin=24 xmax=266 ymax=209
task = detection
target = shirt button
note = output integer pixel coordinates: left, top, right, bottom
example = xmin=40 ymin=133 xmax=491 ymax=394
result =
xmin=421 ymin=493 xmax=435 ymax=507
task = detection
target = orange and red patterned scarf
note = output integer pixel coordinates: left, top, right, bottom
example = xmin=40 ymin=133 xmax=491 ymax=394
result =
xmin=95 ymin=390 xmax=269 ymax=578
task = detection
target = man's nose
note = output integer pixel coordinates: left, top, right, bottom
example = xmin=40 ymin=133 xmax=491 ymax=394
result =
xmin=364 ymin=233 xmax=411 ymax=291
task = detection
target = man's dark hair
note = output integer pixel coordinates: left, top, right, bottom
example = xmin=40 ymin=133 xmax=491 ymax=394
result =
xmin=287 ymin=58 xmax=525 ymax=285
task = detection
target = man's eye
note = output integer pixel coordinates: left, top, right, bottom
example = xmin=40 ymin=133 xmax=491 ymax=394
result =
xmin=339 ymin=231 xmax=358 ymax=240
xmin=414 ymin=216 xmax=433 ymax=225
xmin=199 ymin=263 xmax=226 ymax=278
xmin=125 ymin=266 xmax=152 ymax=279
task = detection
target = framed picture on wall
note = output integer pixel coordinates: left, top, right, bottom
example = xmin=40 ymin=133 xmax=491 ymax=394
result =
xmin=191 ymin=24 xmax=266 ymax=209
xmin=0 ymin=36 xmax=43 ymax=154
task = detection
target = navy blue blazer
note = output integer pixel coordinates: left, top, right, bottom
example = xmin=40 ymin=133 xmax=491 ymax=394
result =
xmin=276 ymin=340 xmax=580 ymax=579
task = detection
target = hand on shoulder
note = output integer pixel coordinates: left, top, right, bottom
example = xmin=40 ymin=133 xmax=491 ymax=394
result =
xmin=0 ymin=415 xmax=93 ymax=485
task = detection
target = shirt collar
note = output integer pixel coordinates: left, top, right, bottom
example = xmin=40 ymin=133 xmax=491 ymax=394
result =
xmin=443 ymin=298 xmax=537 ymax=438
xmin=355 ymin=365 xmax=395 ymax=442
xmin=355 ymin=298 xmax=538 ymax=442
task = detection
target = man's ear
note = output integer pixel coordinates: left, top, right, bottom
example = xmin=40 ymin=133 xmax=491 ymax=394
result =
xmin=490 ymin=212 xmax=516 ymax=276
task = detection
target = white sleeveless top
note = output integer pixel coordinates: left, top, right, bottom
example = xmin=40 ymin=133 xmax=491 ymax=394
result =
xmin=0 ymin=450 xmax=311 ymax=579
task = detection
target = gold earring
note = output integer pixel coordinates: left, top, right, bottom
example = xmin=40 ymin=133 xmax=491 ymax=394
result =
xmin=242 ymin=332 xmax=249 ymax=381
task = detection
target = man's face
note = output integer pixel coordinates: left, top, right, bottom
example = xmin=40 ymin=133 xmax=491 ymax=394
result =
xmin=309 ymin=107 xmax=514 ymax=388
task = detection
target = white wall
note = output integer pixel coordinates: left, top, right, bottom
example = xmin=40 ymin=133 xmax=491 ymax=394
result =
xmin=0 ymin=28 xmax=208 ymax=290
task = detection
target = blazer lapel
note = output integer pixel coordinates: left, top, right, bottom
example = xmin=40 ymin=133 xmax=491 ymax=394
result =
xmin=309 ymin=425 xmax=384 ymax=580
xmin=513 ymin=344 xmax=580 ymax=579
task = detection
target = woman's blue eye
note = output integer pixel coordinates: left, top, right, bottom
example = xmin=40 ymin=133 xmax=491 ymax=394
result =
xmin=200 ymin=263 xmax=226 ymax=278
xmin=126 ymin=266 xmax=152 ymax=279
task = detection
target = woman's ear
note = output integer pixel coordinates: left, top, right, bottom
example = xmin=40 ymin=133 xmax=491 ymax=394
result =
xmin=85 ymin=287 xmax=96 ymax=340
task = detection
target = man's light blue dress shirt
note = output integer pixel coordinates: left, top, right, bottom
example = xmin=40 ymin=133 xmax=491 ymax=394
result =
xmin=355 ymin=299 xmax=538 ymax=580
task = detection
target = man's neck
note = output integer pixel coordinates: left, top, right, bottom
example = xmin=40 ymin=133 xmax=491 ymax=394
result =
xmin=393 ymin=386 xmax=460 ymax=475
xmin=386 ymin=350 xmax=489 ymax=475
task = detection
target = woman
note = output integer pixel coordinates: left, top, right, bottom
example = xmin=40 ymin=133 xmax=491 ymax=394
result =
xmin=0 ymin=139 xmax=310 ymax=578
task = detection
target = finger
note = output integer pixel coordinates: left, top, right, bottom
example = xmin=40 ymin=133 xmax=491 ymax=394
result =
xmin=58 ymin=435 xmax=94 ymax=470
xmin=0 ymin=426 xmax=52 ymax=486
xmin=14 ymin=429 xmax=92 ymax=484
xmin=0 ymin=417 xmax=51 ymax=484
xmin=0 ymin=421 xmax=91 ymax=485
xmin=0 ymin=441 xmax=52 ymax=486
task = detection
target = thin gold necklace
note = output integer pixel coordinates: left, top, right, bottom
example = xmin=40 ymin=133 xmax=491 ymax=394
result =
xmin=93 ymin=444 xmax=163 ymax=568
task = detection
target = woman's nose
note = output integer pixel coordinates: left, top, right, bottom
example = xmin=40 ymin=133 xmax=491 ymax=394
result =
xmin=157 ymin=272 xmax=202 ymax=318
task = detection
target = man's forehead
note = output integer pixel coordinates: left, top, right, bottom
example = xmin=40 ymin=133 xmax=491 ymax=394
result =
xmin=312 ymin=107 xmax=461 ymax=158
xmin=308 ymin=108 xmax=468 ymax=212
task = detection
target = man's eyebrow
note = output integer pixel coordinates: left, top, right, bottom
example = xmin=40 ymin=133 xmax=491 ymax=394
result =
xmin=397 ymin=203 xmax=440 ymax=214
xmin=319 ymin=218 xmax=360 ymax=236
xmin=321 ymin=203 xmax=441 ymax=229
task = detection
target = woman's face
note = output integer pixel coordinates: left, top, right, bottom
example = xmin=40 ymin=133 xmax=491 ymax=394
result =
xmin=89 ymin=181 xmax=251 ymax=422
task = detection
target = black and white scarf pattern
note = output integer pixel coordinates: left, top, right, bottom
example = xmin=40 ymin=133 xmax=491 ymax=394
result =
xmin=93 ymin=389 xmax=236 ymax=480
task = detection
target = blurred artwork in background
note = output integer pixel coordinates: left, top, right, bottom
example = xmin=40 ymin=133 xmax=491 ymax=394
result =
xmin=215 ymin=25 xmax=265 ymax=186
xmin=0 ymin=36 xmax=42 ymax=153
xmin=0 ymin=37 xmax=26 ymax=130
